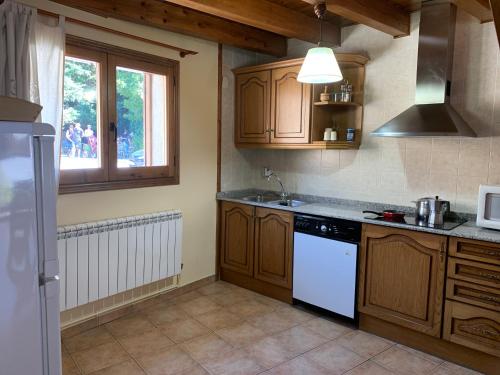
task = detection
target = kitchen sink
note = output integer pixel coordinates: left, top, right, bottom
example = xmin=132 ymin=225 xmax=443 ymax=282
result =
xmin=269 ymin=199 xmax=308 ymax=208
xmin=241 ymin=194 xmax=279 ymax=203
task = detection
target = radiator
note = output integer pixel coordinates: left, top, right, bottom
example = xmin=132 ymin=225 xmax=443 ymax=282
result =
xmin=57 ymin=211 xmax=182 ymax=311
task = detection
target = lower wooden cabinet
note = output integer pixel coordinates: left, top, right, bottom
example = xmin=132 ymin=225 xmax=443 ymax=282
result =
xmin=219 ymin=202 xmax=294 ymax=301
xmin=443 ymin=300 xmax=500 ymax=358
xmin=254 ymin=207 xmax=293 ymax=289
xmin=358 ymin=224 xmax=447 ymax=337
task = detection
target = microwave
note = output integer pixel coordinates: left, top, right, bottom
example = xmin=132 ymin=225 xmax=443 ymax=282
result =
xmin=477 ymin=185 xmax=500 ymax=230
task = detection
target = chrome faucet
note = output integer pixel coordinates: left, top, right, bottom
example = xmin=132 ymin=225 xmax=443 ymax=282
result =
xmin=266 ymin=170 xmax=288 ymax=202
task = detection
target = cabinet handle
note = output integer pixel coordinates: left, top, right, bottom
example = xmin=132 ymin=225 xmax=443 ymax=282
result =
xmin=440 ymin=244 xmax=446 ymax=262
xmin=478 ymin=294 xmax=500 ymax=304
xmin=478 ymin=272 xmax=500 ymax=281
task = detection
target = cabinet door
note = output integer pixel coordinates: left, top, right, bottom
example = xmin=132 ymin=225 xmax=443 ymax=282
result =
xmin=254 ymin=207 xmax=293 ymax=289
xmin=358 ymin=224 xmax=447 ymax=337
xmin=220 ymin=202 xmax=255 ymax=276
xmin=270 ymin=66 xmax=311 ymax=144
xmin=235 ymin=71 xmax=271 ymax=144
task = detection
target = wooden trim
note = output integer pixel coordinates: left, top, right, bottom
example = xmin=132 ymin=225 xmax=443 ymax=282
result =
xmin=216 ymin=43 xmax=222 ymax=280
xmin=51 ymin=0 xmax=287 ymax=57
xmin=492 ymin=0 xmax=500 ymax=46
xmin=232 ymin=54 xmax=370 ymax=75
xmin=37 ymin=9 xmax=197 ymax=58
xmin=164 ymin=0 xmax=341 ymax=46
xmin=220 ymin=268 xmax=292 ymax=304
xmin=59 ymin=176 xmax=179 ymax=194
xmin=359 ymin=313 xmax=499 ymax=374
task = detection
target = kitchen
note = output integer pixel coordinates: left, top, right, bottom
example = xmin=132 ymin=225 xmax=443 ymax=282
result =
xmin=1 ymin=0 xmax=499 ymax=374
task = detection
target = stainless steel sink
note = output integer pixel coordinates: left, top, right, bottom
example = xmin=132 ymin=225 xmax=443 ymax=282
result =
xmin=241 ymin=194 xmax=279 ymax=203
xmin=269 ymin=199 xmax=308 ymax=208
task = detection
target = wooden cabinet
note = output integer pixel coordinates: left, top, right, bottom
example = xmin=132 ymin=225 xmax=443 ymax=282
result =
xmin=444 ymin=237 xmax=500 ymax=359
xmin=270 ymin=66 xmax=310 ymax=144
xmin=233 ymin=54 xmax=368 ymax=150
xmin=220 ymin=202 xmax=255 ymax=276
xmin=219 ymin=202 xmax=294 ymax=302
xmin=358 ymin=224 xmax=447 ymax=337
xmin=254 ymin=207 xmax=293 ymax=288
xmin=235 ymin=71 xmax=271 ymax=144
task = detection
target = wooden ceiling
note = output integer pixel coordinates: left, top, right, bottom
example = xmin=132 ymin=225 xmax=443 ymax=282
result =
xmin=52 ymin=0 xmax=497 ymax=57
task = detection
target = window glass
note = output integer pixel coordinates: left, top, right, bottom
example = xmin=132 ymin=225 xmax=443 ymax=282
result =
xmin=62 ymin=56 xmax=101 ymax=170
xmin=115 ymin=66 xmax=167 ymax=168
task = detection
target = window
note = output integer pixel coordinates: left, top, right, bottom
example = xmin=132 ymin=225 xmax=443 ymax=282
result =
xmin=60 ymin=36 xmax=179 ymax=193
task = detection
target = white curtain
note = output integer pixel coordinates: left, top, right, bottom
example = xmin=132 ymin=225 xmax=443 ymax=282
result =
xmin=0 ymin=0 xmax=36 ymax=99
xmin=32 ymin=15 xmax=65 ymax=185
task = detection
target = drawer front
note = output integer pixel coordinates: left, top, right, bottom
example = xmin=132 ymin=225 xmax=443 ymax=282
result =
xmin=443 ymin=300 xmax=500 ymax=357
xmin=446 ymin=279 xmax=500 ymax=312
xmin=448 ymin=258 xmax=500 ymax=289
xmin=450 ymin=237 xmax=500 ymax=266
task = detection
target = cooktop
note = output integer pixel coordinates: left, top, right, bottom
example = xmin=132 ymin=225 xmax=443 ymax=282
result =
xmin=366 ymin=216 xmax=466 ymax=231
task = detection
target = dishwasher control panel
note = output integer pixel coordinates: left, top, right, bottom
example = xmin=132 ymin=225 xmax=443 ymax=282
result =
xmin=295 ymin=215 xmax=361 ymax=243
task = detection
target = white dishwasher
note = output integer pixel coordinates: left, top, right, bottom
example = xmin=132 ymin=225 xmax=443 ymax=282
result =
xmin=293 ymin=214 xmax=361 ymax=320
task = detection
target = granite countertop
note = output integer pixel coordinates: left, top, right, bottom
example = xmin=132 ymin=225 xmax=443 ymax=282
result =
xmin=217 ymin=190 xmax=500 ymax=244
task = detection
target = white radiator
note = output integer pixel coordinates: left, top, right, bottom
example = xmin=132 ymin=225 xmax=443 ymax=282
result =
xmin=57 ymin=211 xmax=182 ymax=311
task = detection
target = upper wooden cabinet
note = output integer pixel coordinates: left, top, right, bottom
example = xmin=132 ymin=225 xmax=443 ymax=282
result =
xmin=233 ymin=55 xmax=368 ymax=149
xmin=235 ymin=71 xmax=271 ymax=144
xmin=358 ymin=224 xmax=447 ymax=337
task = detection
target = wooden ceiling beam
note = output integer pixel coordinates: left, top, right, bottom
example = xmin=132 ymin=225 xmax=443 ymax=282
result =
xmin=51 ymin=0 xmax=287 ymax=56
xmin=491 ymin=0 xmax=500 ymax=45
xmin=452 ymin=0 xmax=493 ymax=22
xmin=326 ymin=0 xmax=411 ymax=37
xmin=163 ymin=0 xmax=341 ymax=46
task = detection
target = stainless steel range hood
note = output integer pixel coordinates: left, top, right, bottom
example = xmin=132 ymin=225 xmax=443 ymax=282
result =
xmin=371 ymin=2 xmax=476 ymax=137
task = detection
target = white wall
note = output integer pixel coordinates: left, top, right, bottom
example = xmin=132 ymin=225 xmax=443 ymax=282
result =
xmin=221 ymin=11 xmax=500 ymax=213
xmin=28 ymin=0 xmax=219 ymax=286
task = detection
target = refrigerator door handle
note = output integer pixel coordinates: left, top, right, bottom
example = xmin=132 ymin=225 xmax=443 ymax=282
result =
xmin=39 ymin=274 xmax=60 ymax=287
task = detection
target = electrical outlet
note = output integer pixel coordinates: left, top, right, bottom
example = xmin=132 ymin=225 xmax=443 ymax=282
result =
xmin=263 ymin=167 xmax=273 ymax=178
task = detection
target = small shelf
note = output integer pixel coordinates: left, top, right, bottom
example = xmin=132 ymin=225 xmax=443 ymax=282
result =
xmin=314 ymin=101 xmax=361 ymax=107
xmin=312 ymin=140 xmax=360 ymax=149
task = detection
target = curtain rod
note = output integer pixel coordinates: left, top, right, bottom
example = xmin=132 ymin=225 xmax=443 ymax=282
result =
xmin=37 ymin=9 xmax=198 ymax=58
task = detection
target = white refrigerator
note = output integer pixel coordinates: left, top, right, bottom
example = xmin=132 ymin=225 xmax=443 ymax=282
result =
xmin=0 ymin=121 xmax=61 ymax=375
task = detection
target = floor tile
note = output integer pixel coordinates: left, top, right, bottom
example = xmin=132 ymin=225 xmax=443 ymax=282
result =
xmin=176 ymin=365 xmax=209 ymax=375
xmin=431 ymin=362 xmax=483 ymax=375
xmin=263 ymin=356 xmax=331 ymax=375
xmin=64 ymin=327 xmax=115 ymax=354
xmin=145 ymin=304 xmax=191 ymax=326
xmin=194 ymin=309 xmax=243 ymax=330
xmin=207 ymin=290 xmax=250 ymax=307
xmin=105 ymin=315 xmax=156 ymax=339
xmin=200 ymin=349 xmax=266 ymax=375
xmin=337 ymin=330 xmax=394 ymax=357
xmin=167 ymin=291 xmax=204 ymax=305
xmin=62 ymin=350 xmax=80 ymax=375
xmin=345 ymin=360 xmax=395 ymax=375
xmin=118 ymin=328 xmax=174 ymax=357
xmin=197 ymin=282 xmax=235 ymax=296
xmin=272 ymin=325 xmax=328 ymax=356
xmin=227 ymin=299 xmax=274 ymax=318
xmin=88 ymin=360 xmax=145 ymax=374
xmin=305 ymin=341 xmax=368 ymax=374
xmin=396 ymin=344 xmax=444 ymax=367
xmin=136 ymin=346 xmax=198 ymax=375
xmin=373 ymin=345 xmax=441 ymax=374
xmin=274 ymin=306 xmax=316 ymax=324
xmin=250 ymin=294 xmax=289 ymax=310
xmin=72 ymin=342 xmax=130 ymax=374
xmin=246 ymin=311 xmax=298 ymax=334
xmin=179 ymin=296 xmax=221 ymax=316
xmin=182 ymin=333 xmax=234 ymax=361
xmin=215 ymin=322 xmax=266 ymax=348
xmin=160 ymin=318 xmax=210 ymax=343
xmin=245 ymin=336 xmax=293 ymax=369
xmin=302 ymin=317 xmax=353 ymax=340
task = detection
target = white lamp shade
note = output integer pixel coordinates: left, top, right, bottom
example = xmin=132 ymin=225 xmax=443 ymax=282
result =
xmin=297 ymin=47 xmax=343 ymax=84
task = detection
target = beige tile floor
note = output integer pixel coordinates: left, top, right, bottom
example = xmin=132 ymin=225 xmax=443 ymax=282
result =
xmin=62 ymin=281 xmax=483 ymax=375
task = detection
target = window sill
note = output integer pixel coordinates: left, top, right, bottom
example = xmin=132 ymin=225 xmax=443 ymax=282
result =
xmin=59 ymin=176 xmax=179 ymax=194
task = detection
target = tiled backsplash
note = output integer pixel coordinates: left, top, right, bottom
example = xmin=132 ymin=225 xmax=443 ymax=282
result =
xmin=221 ymin=11 xmax=500 ymax=214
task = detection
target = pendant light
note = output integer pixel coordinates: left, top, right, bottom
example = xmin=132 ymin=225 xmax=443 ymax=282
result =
xmin=297 ymin=2 xmax=343 ymax=84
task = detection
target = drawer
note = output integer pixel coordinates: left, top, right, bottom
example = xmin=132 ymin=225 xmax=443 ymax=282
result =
xmin=450 ymin=237 xmax=500 ymax=266
xmin=446 ymin=279 xmax=500 ymax=312
xmin=448 ymin=258 xmax=500 ymax=289
xmin=443 ymin=300 xmax=500 ymax=358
